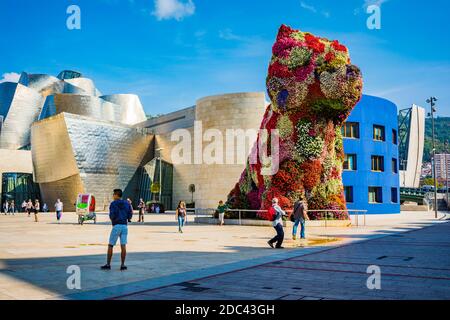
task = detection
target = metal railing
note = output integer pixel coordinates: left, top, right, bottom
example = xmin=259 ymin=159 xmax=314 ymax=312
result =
xmin=187 ymin=208 xmax=367 ymax=227
xmin=306 ymin=210 xmax=368 ymax=227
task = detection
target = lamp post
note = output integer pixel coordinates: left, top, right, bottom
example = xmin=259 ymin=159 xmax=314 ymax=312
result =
xmin=445 ymin=140 xmax=449 ymax=211
xmin=156 ymin=148 xmax=164 ymax=203
xmin=426 ymin=97 xmax=438 ymax=218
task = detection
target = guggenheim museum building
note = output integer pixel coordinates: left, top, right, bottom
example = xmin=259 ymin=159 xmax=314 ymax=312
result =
xmin=0 ymin=70 xmax=423 ymax=214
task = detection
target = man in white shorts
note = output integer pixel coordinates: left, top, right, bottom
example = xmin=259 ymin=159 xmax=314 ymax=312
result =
xmin=101 ymin=189 xmax=133 ymax=271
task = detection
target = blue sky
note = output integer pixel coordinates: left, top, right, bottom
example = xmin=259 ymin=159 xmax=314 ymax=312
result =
xmin=1 ymin=0 xmax=449 ymax=116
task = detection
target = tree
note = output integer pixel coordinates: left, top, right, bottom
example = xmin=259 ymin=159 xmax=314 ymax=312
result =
xmin=421 ymin=178 xmax=443 ymax=188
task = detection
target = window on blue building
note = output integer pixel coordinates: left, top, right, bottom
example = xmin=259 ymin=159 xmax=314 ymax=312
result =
xmin=369 ymin=187 xmax=383 ymax=204
xmin=344 ymin=186 xmax=354 ymax=203
xmin=392 ymin=158 xmax=398 ymax=174
xmin=343 ymin=154 xmax=357 ymax=171
xmin=371 ymin=156 xmax=384 ymax=172
xmin=373 ymin=125 xmax=385 ymax=141
xmin=342 ymin=122 xmax=359 ymax=139
xmin=391 ymin=188 xmax=398 ymax=203
xmin=392 ymin=129 xmax=398 ymax=145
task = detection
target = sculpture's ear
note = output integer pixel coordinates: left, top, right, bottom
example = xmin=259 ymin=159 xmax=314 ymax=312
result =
xmin=276 ymin=24 xmax=296 ymax=40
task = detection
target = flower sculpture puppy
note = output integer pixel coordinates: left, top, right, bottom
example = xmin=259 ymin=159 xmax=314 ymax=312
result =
xmin=227 ymin=25 xmax=363 ymax=220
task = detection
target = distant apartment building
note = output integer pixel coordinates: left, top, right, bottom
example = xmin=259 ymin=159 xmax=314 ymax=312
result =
xmin=435 ymin=154 xmax=450 ymax=181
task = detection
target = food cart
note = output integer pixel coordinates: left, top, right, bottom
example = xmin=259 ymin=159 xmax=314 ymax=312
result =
xmin=76 ymin=194 xmax=97 ymax=225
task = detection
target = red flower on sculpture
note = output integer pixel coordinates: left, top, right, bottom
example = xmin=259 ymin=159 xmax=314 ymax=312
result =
xmin=276 ymin=24 xmax=295 ymax=41
xmin=331 ymin=40 xmax=347 ymax=52
xmin=325 ymin=52 xmax=335 ymax=62
xmin=305 ymin=34 xmax=325 ymax=53
xmin=268 ymin=61 xmax=292 ymax=79
xmin=301 ymin=160 xmax=322 ymax=190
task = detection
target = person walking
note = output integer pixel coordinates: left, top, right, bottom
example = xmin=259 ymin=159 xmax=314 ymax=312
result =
xmin=55 ymin=199 xmax=63 ymax=224
xmin=101 ymin=189 xmax=133 ymax=271
xmin=267 ymin=198 xmax=287 ymax=249
xmin=9 ymin=200 xmax=15 ymax=215
xmin=26 ymin=199 xmax=33 ymax=217
xmin=34 ymin=200 xmax=40 ymax=222
xmin=216 ymin=200 xmax=228 ymax=226
xmin=137 ymin=198 xmax=145 ymax=223
xmin=126 ymin=198 xmax=133 ymax=223
xmin=175 ymin=201 xmax=187 ymax=233
xmin=3 ymin=201 xmax=9 ymax=215
xmin=21 ymin=200 xmax=27 ymax=213
xmin=292 ymin=199 xmax=309 ymax=240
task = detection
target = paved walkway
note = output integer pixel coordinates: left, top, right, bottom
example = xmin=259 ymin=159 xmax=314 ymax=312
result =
xmin=113 ymin=220 xmax=450 ymax=300
xmin=0 ymin=210 xmax=448 ymax=299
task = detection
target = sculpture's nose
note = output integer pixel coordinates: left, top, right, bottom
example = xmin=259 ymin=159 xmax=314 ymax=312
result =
xmin=346 ymin=64 xmax=361 ymax=79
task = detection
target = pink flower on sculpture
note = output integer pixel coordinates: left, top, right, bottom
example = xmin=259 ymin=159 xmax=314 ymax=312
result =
xmin=272 ymin=37 xmax=301 ymax=58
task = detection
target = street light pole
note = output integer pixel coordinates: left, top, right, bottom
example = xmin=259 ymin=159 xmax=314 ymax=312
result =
xmin=445 ymin=140 xmax=449 ymax=211
xmin=427 ymin=97 xmax=438 ymax=218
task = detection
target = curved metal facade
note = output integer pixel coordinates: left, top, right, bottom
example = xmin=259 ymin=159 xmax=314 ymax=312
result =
xmin=342 ymin=95 xmax=400 ymax=214
xmin=100 ymin=94 xmax=147 ymax=125
xmin=2 ymin=69 xmax=154 ymax=210
xmin=0 ymin=82 xmax=45 ymax=149
xmin=31 ymin=113 xmax=153 ymax=211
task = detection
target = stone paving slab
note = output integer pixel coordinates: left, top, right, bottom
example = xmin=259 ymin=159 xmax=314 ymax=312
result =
xmin=0 ymin=210 xmax=448 ymax=300
xmin=112 ymin=220 xmax=450 ymax=300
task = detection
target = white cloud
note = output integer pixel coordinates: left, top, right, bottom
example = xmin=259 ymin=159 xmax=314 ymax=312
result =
xmin=300 ymin=1 xmax=317 ymax=13
xmin=219 ymin=28 xmax=242 ymax=41
xmin=300 ymin=2 xmax=330 ymax=18
xmin=153 ymin=0 xmax=195 ymax=21
xmin=355 ymin=0 xmax=389 ymax=15
xmin=0 ymin=72 xmax=20 ymax=83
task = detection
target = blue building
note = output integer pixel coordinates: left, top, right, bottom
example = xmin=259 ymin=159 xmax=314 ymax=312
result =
xmin=342 ymin=95 xmax=400 ymax=214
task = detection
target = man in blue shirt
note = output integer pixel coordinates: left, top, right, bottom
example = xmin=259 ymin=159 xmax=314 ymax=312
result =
xmin=101 ymin=189 xmax=133 ymax=271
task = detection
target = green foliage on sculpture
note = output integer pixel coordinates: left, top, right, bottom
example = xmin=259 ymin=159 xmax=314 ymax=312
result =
xmin=227 ymin=24 xmax=363 ymax=220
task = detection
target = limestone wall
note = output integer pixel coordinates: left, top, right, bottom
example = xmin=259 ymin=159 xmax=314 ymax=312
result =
xmin=155 ymin=92 xmax=267 ymax=209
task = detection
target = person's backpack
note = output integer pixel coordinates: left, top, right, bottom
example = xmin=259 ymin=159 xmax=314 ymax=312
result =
xmin=268 ymin=207 xmax=276 ymax=221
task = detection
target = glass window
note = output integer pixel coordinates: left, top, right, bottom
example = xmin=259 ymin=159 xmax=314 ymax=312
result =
xmin=1 ymin=173 xmax=41 ymax=209
xmin=342 ymin=122 xmax=360 ymax=139
xmin=392 ymin=129 xmax=398 ymax=145
xmin=343 ymin=154 xmax=357 ymax=171
xmin=371 ymin=156 xmax=384 ymax=172
xmin=391 ymin=188 xmax=398 ymax=203
xmin=369 ymin=187 xmax=383 ymax=204
xmin=392 ymin=158 xmax=398 ymax=174
xmin=373 ymin=125 xmax=385 ymax=141
xmin=344 ymin=186 xmax=354 ymax=203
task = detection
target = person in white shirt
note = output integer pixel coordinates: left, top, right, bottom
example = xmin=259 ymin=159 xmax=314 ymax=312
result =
xmin=55 ymin=199 xmax=63 ymax=223
xmin=267 ymin=198 xmax=287 ymax=249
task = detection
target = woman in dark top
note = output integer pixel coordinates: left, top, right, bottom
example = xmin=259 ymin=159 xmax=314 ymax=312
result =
xmin=175 ymin=201 xmax=187 ymax=233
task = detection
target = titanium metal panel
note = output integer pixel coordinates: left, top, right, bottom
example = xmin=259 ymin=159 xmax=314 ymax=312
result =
xmin=100 ymin=94 xmax=147 ymax=125
xmin=64 ymin=78 xmax=97 ymax=96
xmin=31 ymin=113 xmax=153 ymax=210
xmin=0 ymin=82 xmax=45 ymax=149
xmin=51 ymin=94 xmax=121 ymax=122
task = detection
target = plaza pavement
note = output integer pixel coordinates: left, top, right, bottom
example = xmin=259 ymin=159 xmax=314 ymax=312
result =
xmin=0 ymin=210 xmax=448 ymax=300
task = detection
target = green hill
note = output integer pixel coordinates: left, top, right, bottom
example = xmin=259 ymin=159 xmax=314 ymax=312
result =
xmin=423 ymin=117 xmax=450 ymax=162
